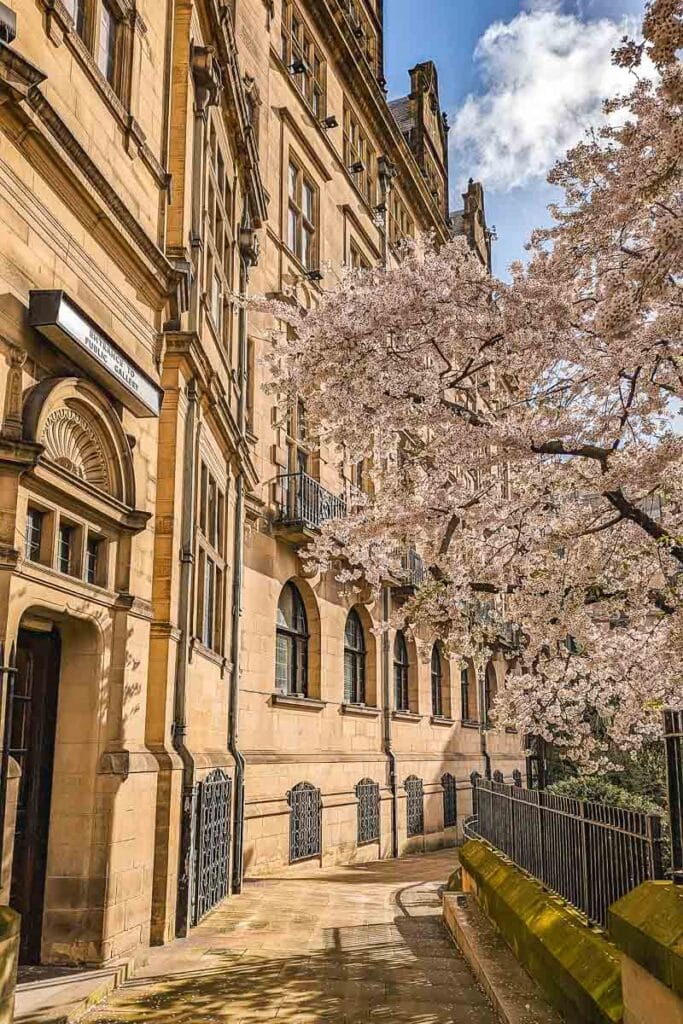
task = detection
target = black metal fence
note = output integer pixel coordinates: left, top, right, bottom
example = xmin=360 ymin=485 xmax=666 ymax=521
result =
xmin=664 ymin=708 xmax=683 ymax=886
xmin=470 ymin=777 xmax=664 ymax=927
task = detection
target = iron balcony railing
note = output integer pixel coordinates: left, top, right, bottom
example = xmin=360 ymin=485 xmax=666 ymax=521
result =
xmin=469 ymin=777 xmax=664 ymax=928
xmin=469 ymin=599 xmax=520 ymax=648
xmin=392 ymin=547 xmax=426 ymax=587
xmin=276 ymin=471 xmax=347 ymax=531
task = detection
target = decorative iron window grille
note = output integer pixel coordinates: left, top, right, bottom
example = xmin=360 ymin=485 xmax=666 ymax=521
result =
xmin=356 ymin=778 xmax=380 ymax=844
xmin=344 ymin=609 xmax=366 ymax=704
xmin=405 ymin=775 xmax=424 ymax=837
xmin=431 ymin=645 xmax=443 ymax=717
xmin=288 ymin=781 xmax=321 ymax=862
xmin=442 ymin=772 xmax=457 ymax=828
xmin=394 ymin=631 xmax=409 ymax=711
xmin=276 ymin=582 xmax=309 ymax=695
xmin=191 ymin=768 xmax=232 ymax=926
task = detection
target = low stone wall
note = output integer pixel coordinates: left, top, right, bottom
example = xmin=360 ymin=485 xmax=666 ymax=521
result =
xmin=609 ymin=881 xmax=683 ymax=1024
xmin=0 ymin=906 xmax=20 ymax=1024
xmin=457 ymin=839 xmax=623 ymax=1024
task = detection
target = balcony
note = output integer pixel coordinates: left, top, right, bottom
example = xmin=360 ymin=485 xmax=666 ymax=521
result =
xmin=274 ymin=471 xmax=347 ymax=543
xmin=469 ymin=599 xmax=521 ymax=650
xmin=390 ymin=547 xmax=426 ymax=593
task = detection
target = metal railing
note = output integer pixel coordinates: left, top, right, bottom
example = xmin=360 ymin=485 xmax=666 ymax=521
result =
xmin=469 ymin=777 xmax=664 ymax=927
xmin=664 ymin=708 xmax=683 ymax=886
xmin=393 ymin=547 xmax=426 ymax=587
xmin=276 ymin=471 xmax=346 ymax=530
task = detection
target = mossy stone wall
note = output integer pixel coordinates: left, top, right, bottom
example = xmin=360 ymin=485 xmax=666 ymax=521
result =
xmin=459 ymin=839 xmax=623 ymax=1024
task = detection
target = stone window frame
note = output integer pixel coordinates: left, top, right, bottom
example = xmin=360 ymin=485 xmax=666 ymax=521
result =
xmin=43 ymin=0 xmax=138 ymax=109
xmin=276 ymin=581 xmax=310 ymax=697
xmin=286 ymin=156 xmax=319 ymax=273
xmin=22 ymin=496 xmax=112 ymax=591
xmin=343 ymin=608 xmax=366 ymax=705
xmin=280 ymin=0 xmax=327 ymax=120
xmin=388 ymin=189 xmax=415 ymax=249
xmin=203 ymin=117 xmax=236 ymax=351
xmin=343 ymin=100 xmax=378 ymax=208
xmin=194 ymin=460 xmax=228 ymax=658
xmin=344 ymin=0 xmax=379 ymax=76
xmin=460 ymin=658 xmax=478 ymax=726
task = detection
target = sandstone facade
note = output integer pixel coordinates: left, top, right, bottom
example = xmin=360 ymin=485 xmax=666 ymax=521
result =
xmin=0 ymin=0 xmax=522 ymax=968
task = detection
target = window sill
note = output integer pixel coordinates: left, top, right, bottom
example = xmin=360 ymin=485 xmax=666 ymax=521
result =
xmin=190 ymin=640 xmax=227 ymax=671
xmin=272 ymin=693 xmax=326 ymax=711
xmin=430 ymin=715 xmax=454 ymax=727
xmin=461 ymin=719 xmax=481 ymax=730
xmin=392 ymin=710 xmax=422 ymax=723
xmin=341 ymin=703 xmax=381 ymax=717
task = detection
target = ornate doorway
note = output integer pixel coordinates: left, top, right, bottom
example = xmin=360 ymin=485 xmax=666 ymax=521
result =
xmin=10 ymin=627 xmax=61 ymax=964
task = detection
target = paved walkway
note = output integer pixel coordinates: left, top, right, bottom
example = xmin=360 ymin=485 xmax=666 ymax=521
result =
xmin=82 ymin=850 xmax=499 ymax=1024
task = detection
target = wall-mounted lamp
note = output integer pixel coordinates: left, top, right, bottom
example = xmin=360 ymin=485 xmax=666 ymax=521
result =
xmin=374 ymin=203 xmax=387 ymax=215
xmin=305 ymin=269 xmax=324 ymax=283
xmin=348 ymin=161 xmax=365 ymax=175
xmin=288 ymin=59 xmax=308 ymax=75
xmin=320 ymin=115 xmax=339 ymax=130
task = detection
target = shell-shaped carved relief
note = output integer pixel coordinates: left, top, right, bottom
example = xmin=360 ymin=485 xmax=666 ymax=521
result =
xmin=41 ymin=407 xmax=111 ymax=493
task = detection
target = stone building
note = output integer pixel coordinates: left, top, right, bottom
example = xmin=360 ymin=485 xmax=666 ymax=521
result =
xmin=0 ymin=0 xmax=522 ymax=972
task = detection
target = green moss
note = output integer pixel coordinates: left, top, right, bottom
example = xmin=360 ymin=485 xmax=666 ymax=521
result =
xmin=609 ymin=882 xmax=683 ymax=997
xmin=460 ymin=839 xmax=623 ymax=1024
xmin=446 ymin=867 xmax=462 ymax=892
xmin=0 ymin=909 xmax=19 ymax=942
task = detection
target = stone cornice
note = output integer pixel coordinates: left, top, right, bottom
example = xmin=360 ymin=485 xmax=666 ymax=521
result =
xmin=0 ymin=42 xmax=179 ymax=300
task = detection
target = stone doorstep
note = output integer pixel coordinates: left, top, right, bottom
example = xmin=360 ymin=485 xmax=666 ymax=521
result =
xmin=442 ymin=892 xmax=564 ymax=1024
xmin=14 ymin=960 xmax=134 ymax=1024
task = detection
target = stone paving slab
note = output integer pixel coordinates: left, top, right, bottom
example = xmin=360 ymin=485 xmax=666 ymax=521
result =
xmin=79 ymin=850 xmax=500 ymax=1024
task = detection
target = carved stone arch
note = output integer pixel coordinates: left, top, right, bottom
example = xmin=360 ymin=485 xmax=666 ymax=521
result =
xmin=22 ymin=377 xmax=136 ymax=506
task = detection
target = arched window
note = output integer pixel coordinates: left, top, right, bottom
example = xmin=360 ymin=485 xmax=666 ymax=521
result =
xmin=344 ymin=609 xmax=366 ymax=704
xmin=484 ymin=660 xmax=497 ymax=725
xmin=461 ymin=663 xmax=474 ymax=723
xmin=276 ymin=582 xmax=308 ymax=695
xmin=431 ymin=645 xmax=443 ymax=717
xmin=394 ymin=631 xmax=409 ymax=711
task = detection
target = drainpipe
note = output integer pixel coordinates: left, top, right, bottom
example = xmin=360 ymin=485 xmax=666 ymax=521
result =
xmin=381 ymin=584 xmax=399 ymax=858
xmin=228 ymin=212 xmax=258 ymax=894
xmin=173 ymin=377 xmax=200 ymax=936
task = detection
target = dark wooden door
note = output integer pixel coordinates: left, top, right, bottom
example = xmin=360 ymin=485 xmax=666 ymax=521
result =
xmin=10 ymin=628 xmax=61 ymax=964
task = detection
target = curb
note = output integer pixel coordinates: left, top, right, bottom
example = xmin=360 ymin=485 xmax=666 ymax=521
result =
xmin=443 ymin=891 xmax=563 ymax=1024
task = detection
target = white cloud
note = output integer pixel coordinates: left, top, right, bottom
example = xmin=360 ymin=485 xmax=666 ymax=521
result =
xmin=451 ymin=9 xmax=640 ymax=191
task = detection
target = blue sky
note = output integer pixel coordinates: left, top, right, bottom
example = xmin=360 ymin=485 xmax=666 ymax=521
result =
xmin=384 ymin=0 xmax=647 ymax=276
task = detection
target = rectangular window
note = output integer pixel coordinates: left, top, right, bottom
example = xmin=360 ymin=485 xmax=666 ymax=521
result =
xmin=349 ymin=241 xmax=370 ymax=270
xmin=196 ymin=461 xmax=227 ymax=654
xmin=58 ymin=524 xmax=74 ymax=576
xmin=85 ymin=535 xmax=102 ymax=585
xmin=281 ymin=1 xmax=327 ymax=117
xmin=65 ymin=0 xmax=86 ymax=36
xmin=97 ymin=2 xmax=117 ymax=87
xmin=287 ymin=161 xmax=317 ymax=270
xmin=343 ymin=102 xmax=377 ymax=205
xmin=389 ymin=192 xmax=415 ymax=249
xmin=25 ymin=509 xmax=44 ymax=563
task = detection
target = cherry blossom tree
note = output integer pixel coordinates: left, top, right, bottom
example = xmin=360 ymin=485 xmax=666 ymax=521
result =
xmin=265 ymin=0 xmax=683 ymax=766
